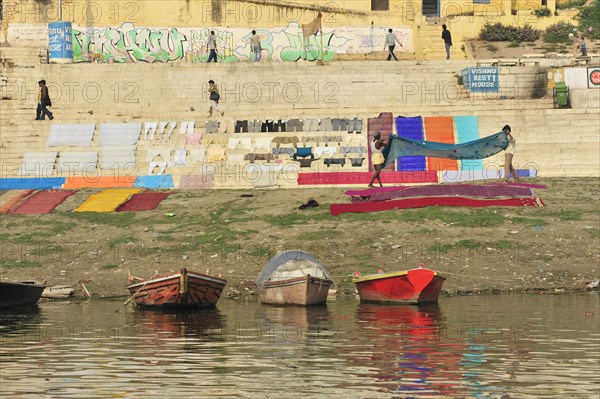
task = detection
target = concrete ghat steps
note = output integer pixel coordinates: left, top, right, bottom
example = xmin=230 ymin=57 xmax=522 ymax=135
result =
xmin=1 ymin=53 xmax=599 ymax=180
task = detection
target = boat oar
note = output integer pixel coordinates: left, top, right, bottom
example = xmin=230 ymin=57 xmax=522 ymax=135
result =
xmin=117 ymin=272 xmax=159 ymax=312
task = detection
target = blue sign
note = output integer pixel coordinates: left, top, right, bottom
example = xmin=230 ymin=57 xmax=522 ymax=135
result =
xmin=461 ymin=67 xmax=499 ymax=92
xmin=48 ymin=21 xmax=73 ymax=62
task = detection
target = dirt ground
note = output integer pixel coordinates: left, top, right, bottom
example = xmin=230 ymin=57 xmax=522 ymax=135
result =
xmin=1 ymin=177 xmax=599 ymax=300
xmin=466 ymin=38 xmax=600 ymax=59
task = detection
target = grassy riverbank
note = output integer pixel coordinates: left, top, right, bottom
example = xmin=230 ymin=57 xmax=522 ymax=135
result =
xmin=1 ymin=177 xmax=598 ymax=299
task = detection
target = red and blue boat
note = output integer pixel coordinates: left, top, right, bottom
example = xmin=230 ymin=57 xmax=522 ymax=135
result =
xmin=353 ymin=266 xmax=445 ymax=304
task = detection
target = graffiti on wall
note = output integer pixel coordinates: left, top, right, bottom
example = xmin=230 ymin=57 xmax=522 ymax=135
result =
xmin=71 ymin=22 xmax=413 ymax=63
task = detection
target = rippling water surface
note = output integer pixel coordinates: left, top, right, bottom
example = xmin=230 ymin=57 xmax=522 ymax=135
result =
xmin=1 ymin=293 xmax=599 ymax=398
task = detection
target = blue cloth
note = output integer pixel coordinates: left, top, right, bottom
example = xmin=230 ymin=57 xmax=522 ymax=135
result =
xmin=455 ymin=116 xmax=484 ymax=171
xmin=0 ymin=177 xmax=65 ymax=190
xmin=382 ymin=131 xmax=508 ymax=169
xmin=134 ymin=175 xmax=175 ymax=189
xmin=395 ymin=116 xmax=426 ymax=171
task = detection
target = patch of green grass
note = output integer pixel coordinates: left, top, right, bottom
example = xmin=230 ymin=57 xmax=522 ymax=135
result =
xmin=510 ymin=216 xmax=548 ymax=226
xmin=538 ymin=255 xmax=554 ymax=262
xmin=29 ymin=219 xmax=76 ymax=234
xmin=486 ymin=44 xmax=499 ymax=52
xmin=429 ymin=239 xmax=518 ymax=253
xmin=107 ymin=235 xmax=136 ymax=249
xmin=411 ymin=228 xmax=438 ymax=235
xmin=429 ymin=239 xmax=483 ymax=254
xmin=391 ymin=208 xmax=504 ymax=227
xmin=247 ymin=244 xmax=275 ymax=257
xmin=101 ymin=264 xmax=120 ymax=270
xmin=0 ymin=260 xmax=41 ymax=269
xmin=62 ymin=211 xmax=138 ymax=227
xmin=9 ymin=232 xmax=53 ymax=244
xmin=542 ymin=210 xmax=582 ymax=220
xmin=268 ymin=209 xmax=331 ymax=227
xmin=584 ymin=228 xmax=600 ymax=238
xmin=508 ymin=40 xmax=520 ymax=48
xmin=297 ymin=229 xmax=333 ymax=240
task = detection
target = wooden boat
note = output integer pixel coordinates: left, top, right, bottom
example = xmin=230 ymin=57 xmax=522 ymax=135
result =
xmin=262 ymin=274 xmax=333 ymax=306
xmin=353 ymin=267 xmax=445 ymax=304
xmin=0 ymin=281 xmax=45 ymax=308
xmin=256 ymin=250 xmax=335 ymax=306
xmin=126 ymin=268 xmax=227 ymax=308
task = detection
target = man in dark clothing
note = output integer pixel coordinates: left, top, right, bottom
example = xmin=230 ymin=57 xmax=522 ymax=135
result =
xmin=36 ymin=80 xmax=53 ymax=120
xmin=442 ymin=24 xmax=452 ymax=60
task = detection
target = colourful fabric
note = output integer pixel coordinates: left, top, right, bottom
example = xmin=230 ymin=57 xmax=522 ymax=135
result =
xmin=134 ymin=175 xmax=175 ymax=189
xmin=395 ymin=116 xmax=426 ymax=171
xmin=179 ymin=175 xmax=214 ymax=189
xmin=298 ymin=172 xmax=438 ymax=185
xmin=116 ymin=192 xmax=170 ymax=212
xmin=424 ymin=116 xmax=458 ymax=171
xmin=9 ymin=190 xmax=75 ymax=215
xmin=382 ymin=130 xmax=508 ymax=169
xmin=63 ymin=176 xmax=136 ymax=189
xmin=455 ymin=116 xmax=483 ymax=171
xmin=492 ymin=182 xmax=546 ymax=189
xmin=351 ymin=184 xmax=535 ymax=203
xmin=0 ymin=190 xmax=33 ymax=214
xmin=344 ymin=186 xmax=408 ymax=196
xmin=74 ymin=188 xmax=141 ymax=212
xmin=330 ymin=197 xmax=544 ymax=216
xmin=0 ymin=178 xmax=65 ymax=190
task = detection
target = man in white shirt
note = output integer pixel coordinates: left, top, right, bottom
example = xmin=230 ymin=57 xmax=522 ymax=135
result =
xmin=384 ymin=28 xmax=402 ymax=61
xmin=207 ymin=31 xmax=218 ymax=63
xmin=250 ymin=30 xmax=262 ymax=62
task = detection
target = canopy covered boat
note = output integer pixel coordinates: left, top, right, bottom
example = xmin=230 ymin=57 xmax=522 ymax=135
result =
xmin=353 ymin=266 xmax=445 ymax=304
xmin=256 ymin=250 xmax=334 ymax=306
xmin=126 ymin=268 xmax=227 ymax=308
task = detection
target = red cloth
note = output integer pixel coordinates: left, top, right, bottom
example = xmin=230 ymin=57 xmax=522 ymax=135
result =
xmin=116 ymin=192 xmax=170 ymax=212
xmin=330 ymin=196 xmax=544 ymax=216
xmin=10 ymin=190 xmax=75 ymax=215
xmin=298 ymin=172 xmax=438 ymax=185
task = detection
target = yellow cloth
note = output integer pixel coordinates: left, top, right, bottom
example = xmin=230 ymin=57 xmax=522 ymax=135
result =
xmin=372 ymin=153 xmax=385 ymax=165
xmin=74 ymin=188 xmax=141 ymax=212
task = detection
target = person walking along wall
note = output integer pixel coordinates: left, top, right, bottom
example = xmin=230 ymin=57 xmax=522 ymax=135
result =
xmin=207 ymin=31 xmax=218 ymax=63
xmin=36 ymin=80 xmax=53 ymax=120
xmin=384 ymin=29 xmax=403 ymax=61
xmin=250 ymin=30 xmax=262 ymax=62
xmin=441 ymin=25 xmax=452 ymax=60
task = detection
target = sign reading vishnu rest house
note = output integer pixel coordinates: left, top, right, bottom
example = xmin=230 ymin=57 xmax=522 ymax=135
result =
xmin=461 ymin=67 xmax=499 ymax=92
xmin=48 ymin=21 xmax=73 ymax=63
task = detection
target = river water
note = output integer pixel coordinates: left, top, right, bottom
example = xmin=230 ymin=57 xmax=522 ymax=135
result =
xmin=1 ymin=293 xmax=598 ymax=398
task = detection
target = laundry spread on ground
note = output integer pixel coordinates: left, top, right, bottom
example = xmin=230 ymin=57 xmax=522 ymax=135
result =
xmin=9 ymin=190 xmax=75 ymax=214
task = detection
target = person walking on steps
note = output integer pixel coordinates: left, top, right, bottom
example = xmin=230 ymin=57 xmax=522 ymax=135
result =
xmin=208 ymin=80 xmax=224 ymax=117
xmin=368 ymin=132 xmax=388 ymax=187
xmin=384 ymin=28 xmax=403 ymax=61
xmin=503 ymin=124 xmax=520 ymax=183
xmin=442 ymin=25 xmax=452 ymax=60
xmin=36 ymin=80 xmax=53 ymax=120
xmin=207 ymin=31 xmax=218 ymax=63
xmin=250 ymin=30 xmax=262 ymax=62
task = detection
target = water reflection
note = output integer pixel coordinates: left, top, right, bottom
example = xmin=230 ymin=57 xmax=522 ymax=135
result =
xmin=353 ymin=303 xmax=470 ymax=396
xmin=0 ymin=294 xmax=598 ymax=398
xmin=132 ymin=307 xmax=225 ymax=341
